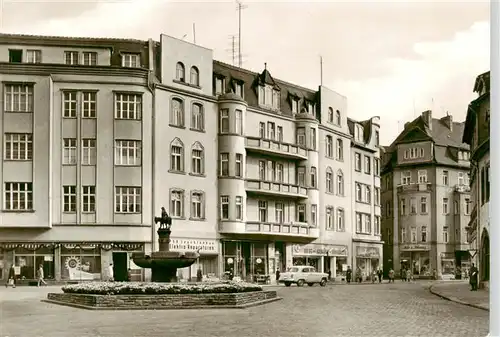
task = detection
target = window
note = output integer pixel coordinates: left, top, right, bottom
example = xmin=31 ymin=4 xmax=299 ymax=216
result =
xmin=458 ymin=172 xmax=465 ymax=186
xmin=122 ymin=53 xmax=140 ymax=68
xmin=8 ymin=49 xmax=22 ymax=63
xmin=277 ymin=126 xmax=283 ymax=142
xmin=420 ymin=197 xmax=427 ymax=214
xmin=442 ymin=170 xmax=449 ymax=186
xmin=291 ymin=98 xmax=299 ymax=113
xmin=310 ymin=167 xmax=317 ymax=188
xmin=337 ymin=208 xmax=345 ymax=231
xmin=115 ymin=93 xmax=142 ymax=120
xmin=63 ymin=138 xmax=77 ymax=165
xmin=410 ymin=197 xmax=417 ymax=214
xmin=219 ymin=109 xmax=229 ymax=134
xmin=401 ymin=228 xmax=406 ymax=243
xmin=170 ymin=98 xmax=184 ymax=127
xmin=115 ymin=187 xmax=141 ymax=213
xmin=326 ymin=167 xmax=333 ymax=193
xmin=235 ymin=82 xmax=244 ymax=97
xmin=374 ymin=188 xmax=380 ymax=205
xmin=82 ymin=52 xmax=97 ymax=66
xmin=215 ymin=77 xmax=224 ymax=95
xmin=62 ymin=186 xmax=77 ymax=213
xmin=170 ymin=139 xmax=184 ymax=172
xmin=365 ymin=186 xmax=371 ymax=203
xmin=82 ymin=186 xmax=96 ymax=213
xmin=4 ymin=84 xmax=33 ymax=112
xmin=421 ymin=226 xmax=427 ymax=242
xmin=220 ymin=196 xmax=229 ymax=220
xmin=418 ymin=170 xmax=427 ymax=183
xmin=231 ymin=154 xmax=242 ymax=178
xmin=220 ymin=153 xmax=229 ymax=176
xmin=296 ymin=128 xmax=306 ymax=146
xmin=311 ymin=205 xmax=317 ymax=226
xmin=337 ymin=171 xmax=344 ymax=196
xmin=454 ymin=200 xmax=459 ymax=214
xmin=327 ymin=107 xmax=334 ymax=123
xmin=191 ymin=103 xmax=204 ymax=131
xmin=235 ymin=196 xmax=243 ymax=220
xmin=419 ymin=148 xmax=424 ymax=157
xmin=26 ymin=49 xmax=41 ymax=63
xmin=275 ymin=203 xmax=284 ymax=223
xmin=267 ymin=122 xmax=275 ymax=140
xmin=355 ymin=183 xmax=362 ymax=202
xmin=258 ymin=85 xmax=280 ymax=110
xmin=375 ymin=130 xmax=379 ymax=146
xmin=374 ymin=159 xmax=380 ymax=176
xmin=374 ymin=216 xmax=381 ymax=235
xmin=307 ymin=102 xmax=314 ymax=114
xmin=258 ymin=201 xmax=268 ymax=222
xmin=190 ymin=191 xmax=204 ymax=219
xmin=355 ymin=124 xmax=364 ymax=142
xmin=4 ymin=182 xmax=33 ymax=210
xmin=268 ymin=161 xmax=275 ymax=181
xmin=400 ymin=198 xmax=406 ymax=215
xmin=442 ymin=226 xmax=449 ymax=243
xmin=191 ymin=142 xmax=204 ymax=175
xmin=276 ymin=163 xmax=283 ymax=182
xmin=336 ymin=110 xmax=341 ymax=125
xmin=64 ymin=51 xmax=79 ymax=65
xmin=326 ymin=207 xmax=334 ymax=229
xmin=411 ymin=227 xmax=417 ymax=243
xmin=297 ymin=204 xmax=306 ymax=222
xmin=170 ymin=190 xmax=184 ymax=217
xmin=190 ymin=66 xmax=199 ymax=85
xmin=336 ymin=139 xmax=343 ymax=160
xmin=401 ymin=171 xmax=411 ymax=185
xmin=364 ymin=156 xmax=371 ymax=174
xmin=356 ymin=213 xmax=362 ymax=233
xmin=442 ymin=198 xmax=449 ymax=214
xmin=386 ymin=201 xmax=392 ymax=217
xmin=115 ymin=140 xmax=141 ymax=166
xmin=81 ymin=92 xmax=96 ymax=118
xmin=259 ymin=122 xmax=265 ymax=138
xmin=63 ymin=91 xmax=77 ymax=118
xmin=81 ymin=139 xmax=96 ymax=165
xmin=4 ymin=133 xmax=33 ymax=160
xmin=465 ymin=198 xmax=471 ymax=215
xmin=310 ymin=128 xmax=316 ymax=150
xmin=354 ymin=153 xmax=361 ymax=171
xmin=235 ymin=109 xmax=243 ymax=135
xmin=297 ymin=167 xmax=305 ymax=186
xmin=325 ymin=136 xmax=333 ymax=157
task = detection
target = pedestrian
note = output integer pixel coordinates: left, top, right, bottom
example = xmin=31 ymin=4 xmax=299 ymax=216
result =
xmin=377 ymin=268 xmax=383 ymax=283
xmin=37 ymin=264 xmax=47 ymax=287
xmin=197 ymin=267 xmax=203 ymax=282
xmin=432 ymin=268 xmax=437 ymax=280
xmin=469 ymin=263 xmax=478 ymax=291
xmin=327 ymin=269 xmax=331 ymax=280
xmin=108 ymin=263 xmax=114 ymax=282
xmin=401 ymin=267 xmax=407 ymax=282
xmin=6 ymin=265 xmax=16 ymax=288
xmin=275 ymin=269 xmax=280 ymax=283
xmin=371 ymin=270 xmax=377 ymax=283
xmin=388 ymin=268 xmax=395 ymax=283
xmin=406 ymin=268 xmax=412 ymax=283
xmin=356 ymin=267 xmax=362 ymax=283
xmin=346 ymin=266 xmax=352 ymax=284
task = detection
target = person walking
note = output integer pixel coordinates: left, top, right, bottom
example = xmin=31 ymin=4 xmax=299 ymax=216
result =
xmin=401 ymin=267 xmax=407 ymax=282
xmin=377 ymin=268 xmax=383 ymax=283
xmin=406 ymin=268 xmax=412 ymax=283
xmin=346 ymin=266 xmax=352 ymax=284
xmin=356 ymin=267 xmax=362 ymax=283
xmin=37 ymin=264 xmax=47 ymax=287
xmin=108 ymin=263 xmax=114 ymax=282
xmin=469 ymin=263 xmax=478 ymax=291
xmin=6 ymin=265 xmax=16 ymax=288
xmin=388 ymin=268 xmax=395 ymax=283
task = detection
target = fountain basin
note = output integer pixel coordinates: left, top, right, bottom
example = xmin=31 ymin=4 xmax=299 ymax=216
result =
xmin=132 ymin=252 xmax=200 ymax=269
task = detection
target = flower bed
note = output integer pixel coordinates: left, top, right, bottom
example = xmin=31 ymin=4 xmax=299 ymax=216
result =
xmin=61 ymin=281 xmax=263 ymax=295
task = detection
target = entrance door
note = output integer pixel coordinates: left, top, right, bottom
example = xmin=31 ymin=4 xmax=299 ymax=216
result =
xmin=481 ymin=233 xmax=490 ymax=281
xmin=112 ymin=252 xmax=128 ymax=282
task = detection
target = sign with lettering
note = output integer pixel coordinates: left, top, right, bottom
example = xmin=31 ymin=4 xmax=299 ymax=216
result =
xmin=169 ymin=238 xmax=218 ymax=255
xmin=292 ymin=244 xmax=348 ymax=257
xmin=356 ymin=246 xmax=380 ymax=258
xmin=400 ymin=244 xmax=430 ymax=251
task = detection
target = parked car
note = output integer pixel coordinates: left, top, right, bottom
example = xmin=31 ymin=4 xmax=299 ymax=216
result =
xmin=279 ymin=266 xmax=328 ymax=287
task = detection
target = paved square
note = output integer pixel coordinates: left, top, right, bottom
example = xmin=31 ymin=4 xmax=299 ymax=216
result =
xmin=0 ymin=282 xmax=489 ymax=337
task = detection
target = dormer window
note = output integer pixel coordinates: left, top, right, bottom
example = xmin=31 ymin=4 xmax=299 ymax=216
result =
xmin=258 ymin=85 xmax=280 ymax=110
xmin=291 ymin=98 xmax=299 ymax=114
xmin=355 ymin=124 xmax=364 ymax=142
xmin=189 ymin=66 xmax=199 ymax=86
xmin=214 ymin=76 xmax=225 ymax=95
xmin=335 ymin=110 xmax=341 ymax=126
xmin=458 ymin=150 xmax=470 ymax=161
xmin=122 ymin=53 xmax=140 ymax=68
xmin=306 ymin=101 xmax=314 ymax=115
xmin=234 ymin=82 xmax=244 ymax=97
xmin=176 ymin=62 xmax=185 ymax=82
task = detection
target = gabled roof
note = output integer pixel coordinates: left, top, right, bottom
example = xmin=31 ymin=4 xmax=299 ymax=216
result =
xmin=473 ymin=71 xmax=490 ymax=94
xmin=347 ymin=117 xmax=373 ymax=145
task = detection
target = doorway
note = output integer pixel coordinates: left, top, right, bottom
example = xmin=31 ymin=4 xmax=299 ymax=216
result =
xmin=481 ymin=231 xmax=490 ymax=281
xmin=112 ymin=252 xmax=128 ymax=282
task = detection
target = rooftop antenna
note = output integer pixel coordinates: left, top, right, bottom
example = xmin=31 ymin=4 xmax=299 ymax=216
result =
xmin=320 ymin=56 xmax=323 ymax=86
xmin=226 ymin=35 xmax=238 ymax=66
xmin=193 ymin=23 xmax=196 ymax=44
xmin=236 ymin=0 xmax=247 ymax=67
xmin=264 ymin=62 xmax=267 ymax=70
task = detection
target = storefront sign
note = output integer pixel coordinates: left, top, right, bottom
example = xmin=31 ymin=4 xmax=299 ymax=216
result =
xmin=356 ymin=247 xmax=380 ymax=258
xmin=400 ymin=244 xmax=430 ymax=251
xmin=292 ymin=244 xmax=348 ymax=257
xmin=169 ymin=238 xmax=218 ymax=255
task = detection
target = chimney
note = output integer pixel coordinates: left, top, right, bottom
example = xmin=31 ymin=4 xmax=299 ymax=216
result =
xmin=441 ymin=113 xmax=453 ymax=131
xmin=404 ymin=122 xmax=410 ymax=129
xmin=422 ymin=110 xmax=432 ymax=130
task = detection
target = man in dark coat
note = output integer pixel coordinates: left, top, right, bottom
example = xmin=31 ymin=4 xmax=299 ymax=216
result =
xmin=469 ymin=263 xmax=478 ymax=291
xmin=346 ymin=266 xmax=352 ymax=284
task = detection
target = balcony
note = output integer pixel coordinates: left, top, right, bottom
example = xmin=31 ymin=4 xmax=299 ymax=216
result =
xmin=246 ymin=179 xmax=308 ymax=198
xmin=454 ymin=184 xmax=471 ymax=193
xmin=397 ymin=183 xmax=431 ymax=194
xmin=219 ymin=221 xmax=319 ymax=240
xmin=245 ymin=137 xmax=308 ymax=160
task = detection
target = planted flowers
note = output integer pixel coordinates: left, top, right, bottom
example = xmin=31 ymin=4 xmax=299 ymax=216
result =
xmin=61 ymin=281 xmax=263 ymax=295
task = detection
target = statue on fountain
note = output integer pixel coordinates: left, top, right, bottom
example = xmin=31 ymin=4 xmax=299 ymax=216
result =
xmin=155 ymin=207 xmax=172 ymax=230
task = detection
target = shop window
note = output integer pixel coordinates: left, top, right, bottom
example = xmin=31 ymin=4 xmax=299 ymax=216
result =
xmin=60 ymin=246 xmax=101 ymax=280
xmin=14 ymin=247 xmax=55 ymax=280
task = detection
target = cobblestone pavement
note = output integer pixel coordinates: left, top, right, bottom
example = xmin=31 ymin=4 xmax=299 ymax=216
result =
xmin=0 ymin=282 xmax=489 ymax=337
xmin=430 ymin=281 xmax=490 ymax=310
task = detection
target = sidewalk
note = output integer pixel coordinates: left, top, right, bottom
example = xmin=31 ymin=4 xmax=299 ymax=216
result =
xmin=429 ymin=281 xmax=489 ymax=311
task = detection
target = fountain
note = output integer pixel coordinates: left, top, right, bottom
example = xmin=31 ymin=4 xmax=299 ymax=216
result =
xmin=131 ymin=207 xmax=200 ymax=282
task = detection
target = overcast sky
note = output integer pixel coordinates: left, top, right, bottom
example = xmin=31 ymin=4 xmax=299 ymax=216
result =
xmin=2 ymin=0 xmax=490 ymax=145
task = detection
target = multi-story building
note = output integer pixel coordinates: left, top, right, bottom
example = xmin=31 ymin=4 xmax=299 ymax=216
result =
xmin=0 ymin=33 xmax=383 ymax=283
xmin=381 ymin=110 xmax=471 ymax=279
xmin=462 ymin=71 xmax=490 ymax=288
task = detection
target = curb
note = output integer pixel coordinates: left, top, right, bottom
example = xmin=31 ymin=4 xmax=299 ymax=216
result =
xmin=429 ymin=284 xmax=489 ymax=311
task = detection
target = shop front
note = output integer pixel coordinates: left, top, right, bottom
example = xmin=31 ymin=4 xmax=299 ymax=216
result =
xmin=170 ymin=238 xmax=219 ymax=281
xmin=354 ymin=245 xmax=382 ymax=280
xmin=222 ymin=240 xmax=268 ymax=282
xmin=440 ymin=252 xmax=455 ymax=277
xmin=399 ymin=244 xmax=431 ymax=278
xmin=291 ymin=243 xmax=348 ymax=279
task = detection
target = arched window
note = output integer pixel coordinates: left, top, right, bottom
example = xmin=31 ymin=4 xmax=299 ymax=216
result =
xmin=191 ymin=103 xmax=204 ymax=131
xmin=337 ymin=170 xmax=344 ymax=196
xmin=176 ymin=62 xmax=185 ymax=82
xmin=326 ymin=167 xmax=333 ymax=193
xmin=170 ymin=98 xmax=184 ymax=127
xmin=328 ymin=107 xmax=334 ymax=123
xmin=336 ymin=138 xmax=343 ymax=160
xmin=190 ymin=66 xmax=199 ymax=86
xmin=170 ymin=138 xmax=184 ymax=172
xmin=191 ymin=142 xmax=204 ymax=175
xmin=335 ymin=110 xmax=341 ymax=125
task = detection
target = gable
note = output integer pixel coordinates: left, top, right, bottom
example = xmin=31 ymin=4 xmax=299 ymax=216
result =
xmin=395 ymin=126 xmax=431 ymax=144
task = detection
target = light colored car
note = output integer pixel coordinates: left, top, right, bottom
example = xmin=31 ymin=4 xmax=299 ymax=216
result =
xmin=279 ymin=265 xmax=328 ymax=287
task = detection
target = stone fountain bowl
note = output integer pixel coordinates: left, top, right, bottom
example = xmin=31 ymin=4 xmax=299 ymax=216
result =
xmin=131 ymin=251 xmax=200 ymax=269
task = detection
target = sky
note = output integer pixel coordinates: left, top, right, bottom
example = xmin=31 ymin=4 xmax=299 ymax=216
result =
xmin=1 ymin=0 xmax=490 ymax=145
